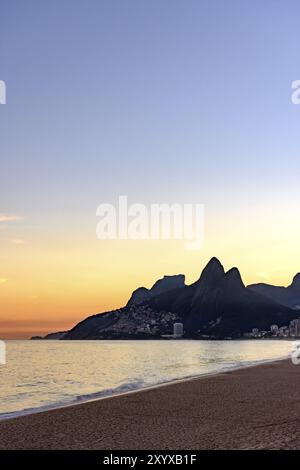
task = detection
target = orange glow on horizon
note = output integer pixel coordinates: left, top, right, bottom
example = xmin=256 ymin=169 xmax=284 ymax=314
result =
xmin=1 ymin=205 xmax=300 ymax=339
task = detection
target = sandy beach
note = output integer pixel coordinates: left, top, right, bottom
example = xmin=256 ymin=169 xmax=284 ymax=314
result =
xmin=0 ymin=358 xmax=300 ymax=450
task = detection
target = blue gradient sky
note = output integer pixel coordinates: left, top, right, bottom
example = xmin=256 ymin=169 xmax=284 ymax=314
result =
xmin=1 ymin=1 xmax=300 ymax=337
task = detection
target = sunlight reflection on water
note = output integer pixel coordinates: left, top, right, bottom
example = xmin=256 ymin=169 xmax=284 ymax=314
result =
xmin=0 ymin=339 xmax=293 ymax=419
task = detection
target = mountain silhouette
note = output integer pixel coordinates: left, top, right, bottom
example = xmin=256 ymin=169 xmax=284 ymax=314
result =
xmin=63 ymin=257 xmax=296 ymax=340
xmin=147 ymin=258 xmax=293 ymax=337
xmin=127 ymin=274 xmax=185 ymax=306
xmin=249 ymin=273 xmax=300 ymax=309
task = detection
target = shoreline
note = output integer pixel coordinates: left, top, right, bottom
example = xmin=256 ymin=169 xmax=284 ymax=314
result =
xmin=0 ymin=354 xmax=289 ymax=423
xmin=1 ymin=357 xmax=300 ymax=449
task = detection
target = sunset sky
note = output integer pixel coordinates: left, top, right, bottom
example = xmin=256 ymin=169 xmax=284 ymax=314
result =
xmin=1 ymin=0 xmax=300 ymax=338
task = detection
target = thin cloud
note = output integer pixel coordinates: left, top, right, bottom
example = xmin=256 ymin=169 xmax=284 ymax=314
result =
xmin=10 ymin=238 xmax=25 ymax=245
xmin=0 ymin=214 xmax=24 ymax=223
xmin=0 ymin=278 xmax=8 ymax=285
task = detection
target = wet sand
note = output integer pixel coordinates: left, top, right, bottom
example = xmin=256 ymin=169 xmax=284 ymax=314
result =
xmin=0 ymin=359 xmax=300 ymax=450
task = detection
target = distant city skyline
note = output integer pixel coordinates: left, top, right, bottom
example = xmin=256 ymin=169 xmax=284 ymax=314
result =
xmin=1 ymin=0 xmax=300 ymax=338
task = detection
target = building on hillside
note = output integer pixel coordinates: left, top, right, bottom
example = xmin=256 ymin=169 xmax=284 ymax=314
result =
xmin=173 ymin=322 xmax=183 ymax=338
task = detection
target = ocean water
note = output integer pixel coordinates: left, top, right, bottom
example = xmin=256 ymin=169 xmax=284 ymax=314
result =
xmin=0 ymin=339 xmax=294 ymax=420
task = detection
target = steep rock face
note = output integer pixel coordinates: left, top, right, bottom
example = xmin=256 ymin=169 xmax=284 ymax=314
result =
xmin=127 ymin=274 xmax=185 ymax=306
xmin=196 ymin=257 xmax=225 ymax=285
xmin=248 ymin=273 xmax=300 ymax=309
xmin=149 ymin=258 xmax=294 ymax=337
xmin=291 ymin=273 xmax=300 ymax=289
xmin=191 ymin=257 xmax=225 ymax=301
xmin=222 ymin=268 xmax=245 ymax=290
xmin=126 ymin=287 xmax=149 ymax=306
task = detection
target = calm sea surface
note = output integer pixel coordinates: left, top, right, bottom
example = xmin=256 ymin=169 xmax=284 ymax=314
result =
xmin=0 ymin=339 xmax=294 ymax=420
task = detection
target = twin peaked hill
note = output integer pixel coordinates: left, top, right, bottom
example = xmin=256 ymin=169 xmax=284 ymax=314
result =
xmin=63 ymin=258 xmax=297 ymax=340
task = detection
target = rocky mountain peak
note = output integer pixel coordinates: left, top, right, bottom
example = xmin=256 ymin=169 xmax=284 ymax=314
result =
xmin=291 ymin=273 xmax=300 ymax=289
xmin=127 ymin=274 xmax=185 ymax=306
xmin=197 ymin=257 xmax=225 ymax=286
xmin=224 ymin=267 xmax=245 ymax=289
